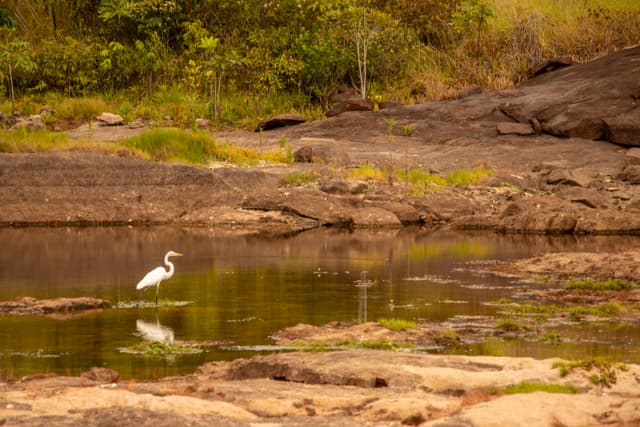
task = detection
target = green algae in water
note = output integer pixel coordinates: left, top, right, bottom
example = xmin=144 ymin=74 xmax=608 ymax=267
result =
xmin=120 ymin=341 xmax=204 ymax=357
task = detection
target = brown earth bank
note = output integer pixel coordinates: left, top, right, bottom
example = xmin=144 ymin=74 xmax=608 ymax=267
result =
xmin=1 ymin=45 xmax=640 ymax=234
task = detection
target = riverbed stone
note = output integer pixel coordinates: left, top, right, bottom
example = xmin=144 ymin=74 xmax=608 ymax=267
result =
xmin=621 ymin=165 xmax=640 ymax=184
xmin=546 ymin=168 xmax=589 ymax=187
xmin=96 ymin=112 xmax=124 ymax=126
xmin=556 ymin=186 xmax=609 ymax=209
xmin=624 ymin=148 xmax=640 ymax=167
xmin=605 ymin=108 xmax=640 ymax=147
xmin=0 ymin=296 xmax=110 ymax=315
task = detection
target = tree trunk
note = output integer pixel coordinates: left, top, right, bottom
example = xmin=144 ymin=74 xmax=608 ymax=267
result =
xmin=8 ymin=64 xmax=15 ymax=116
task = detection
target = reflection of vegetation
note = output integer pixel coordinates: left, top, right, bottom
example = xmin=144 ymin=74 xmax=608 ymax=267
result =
xmin=407 ymin=240 xmax=490 ymax=261
xmin=553 ymin=358 xmax=621 ymax=387
xmin=495 ymin=381 xmax=578 ymax=395
xmin=540 ymin=332 xmax=562 ymax=345
xmin=567 ymin=279 xmax=635 ymax=291
xmin=378 ymin=318 xmax=417 ymax=331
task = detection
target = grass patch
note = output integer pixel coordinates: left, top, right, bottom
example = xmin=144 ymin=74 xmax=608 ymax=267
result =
xmin=496 ymin=319 xmax=524 ymax=332
xmin=496 ymin=381 xmax=578 ymax=395
xmin=355 ymin=338 xmax=415 ymax=350
xmin=121 ymin=341 xmax=203 ymax=357
xmin=397 ymin=168 xmax=446 ymax=194
xmin=378 ymin=318 xmax=417 ymax=331
xmin=119 ymin=128 xmax=291 ymax=165
xmin=51 ymin=97 xmax=110 ymax=122
xmin=0 ymin=128 xmax=75 ymax=153
xmin=119 ymin=128 xmax=221 ymax=163
xmin=553 ymin=358 xmax=621 ymax=387
xmin=434 ymin=329 xmax=460 ymax=347
xmin=568 ymin=303 xmax=622 ymax=321
xmin=113 ymin=299 xmax=193 ymax=309
xmin=281 ymin=171 xmax=317 ymax=186
xmin=444 ymin=166 xmax=493 ymax=186
xmin=348 ymin=164 xmax=386 ymax=181
xmin=567 ymin=278 xmax=635 ymax=291
xmin=397 ymin=166 xmax=493 ymax=196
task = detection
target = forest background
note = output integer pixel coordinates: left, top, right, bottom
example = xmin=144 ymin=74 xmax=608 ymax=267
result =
xmin=0 ymin=0 xmax=638 ymax=130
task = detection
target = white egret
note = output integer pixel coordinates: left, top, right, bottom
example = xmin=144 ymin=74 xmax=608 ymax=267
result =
xmin=136 ymin=251 xmax=183 ymax=306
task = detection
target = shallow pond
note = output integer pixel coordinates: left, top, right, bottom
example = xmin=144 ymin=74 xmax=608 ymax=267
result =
xmin=1 ymin=226 xmax=639 ymax=380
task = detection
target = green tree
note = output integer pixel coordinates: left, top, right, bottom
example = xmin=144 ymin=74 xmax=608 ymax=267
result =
xmin=0 ymin=36 xmax=36 ymax=115
xmin=453 ymin=0 xmax=495 ymax=55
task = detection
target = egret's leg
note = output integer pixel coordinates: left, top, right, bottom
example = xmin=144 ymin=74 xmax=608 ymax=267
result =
xmin=155 ymin=284 xmax=159 ymax=306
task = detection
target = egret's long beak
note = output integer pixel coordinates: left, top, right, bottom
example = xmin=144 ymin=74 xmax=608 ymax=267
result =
xmin=174 ymin=252 xmax=184 ymax=257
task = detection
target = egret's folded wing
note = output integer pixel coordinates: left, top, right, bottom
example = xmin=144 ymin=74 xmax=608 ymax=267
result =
xmin=136 ymin=266 xmax=166 ymax=290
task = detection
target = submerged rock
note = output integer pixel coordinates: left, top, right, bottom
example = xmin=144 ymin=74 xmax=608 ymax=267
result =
xmin=0 ymin=296 xmax=110 ymax=315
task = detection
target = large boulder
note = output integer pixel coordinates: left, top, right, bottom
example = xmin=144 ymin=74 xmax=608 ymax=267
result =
xmin=498 ymin=45 xmax=640 ymax=145
xmin=326 ymin=84 xmax=374 ymax=117
xmin=96 ymin=112 xmax=124 ymax=126
xmin=10 ymin=114 xmax=45 ymax=131
xmin=292 ymin=140 xmax=351 ymax=166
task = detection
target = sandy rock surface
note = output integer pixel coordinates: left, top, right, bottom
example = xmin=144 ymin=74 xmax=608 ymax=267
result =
xmin=1 ymin=350 xmax=638 ymax=426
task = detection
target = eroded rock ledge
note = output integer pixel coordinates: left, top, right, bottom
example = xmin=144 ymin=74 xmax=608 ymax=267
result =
xmin=2 ymin=46 xmax=640 ymax=235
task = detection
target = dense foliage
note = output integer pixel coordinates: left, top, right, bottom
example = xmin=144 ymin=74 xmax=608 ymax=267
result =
xmin=0 ymin=0 xmax=638 ymax=126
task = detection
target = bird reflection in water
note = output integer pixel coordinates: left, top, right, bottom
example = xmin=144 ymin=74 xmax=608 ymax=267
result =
xmin=136 ymin=318 xmax=175 ymax=345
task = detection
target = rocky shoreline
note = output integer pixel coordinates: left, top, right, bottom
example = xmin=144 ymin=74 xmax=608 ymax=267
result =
xmin=1 ymin=46 xmax=640 ymax=426
xmin=1 ymin=348 xmax=639 ymax=426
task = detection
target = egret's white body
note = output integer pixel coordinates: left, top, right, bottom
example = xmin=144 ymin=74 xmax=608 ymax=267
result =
xmin=136 ymin=250 xmax=183 ymax=305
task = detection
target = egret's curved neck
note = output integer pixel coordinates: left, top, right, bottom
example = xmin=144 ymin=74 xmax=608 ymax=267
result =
xmin=164 ymin=253 xmax=175 ymax=278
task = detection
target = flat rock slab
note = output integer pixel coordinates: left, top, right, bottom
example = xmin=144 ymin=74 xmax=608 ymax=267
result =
xmin=497 ymin=122 xmax=535 ymax=136
xmin=503 ymin=250 xmax=640 ymax=281
xmin=0 ymin=296 xmax=110 ymax=315
xmin=2 ymin=350 xmax=639 ymax=426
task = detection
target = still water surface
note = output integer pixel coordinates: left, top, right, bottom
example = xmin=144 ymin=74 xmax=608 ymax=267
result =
xmin=1 ymin=226 xmax=639 ymax=380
